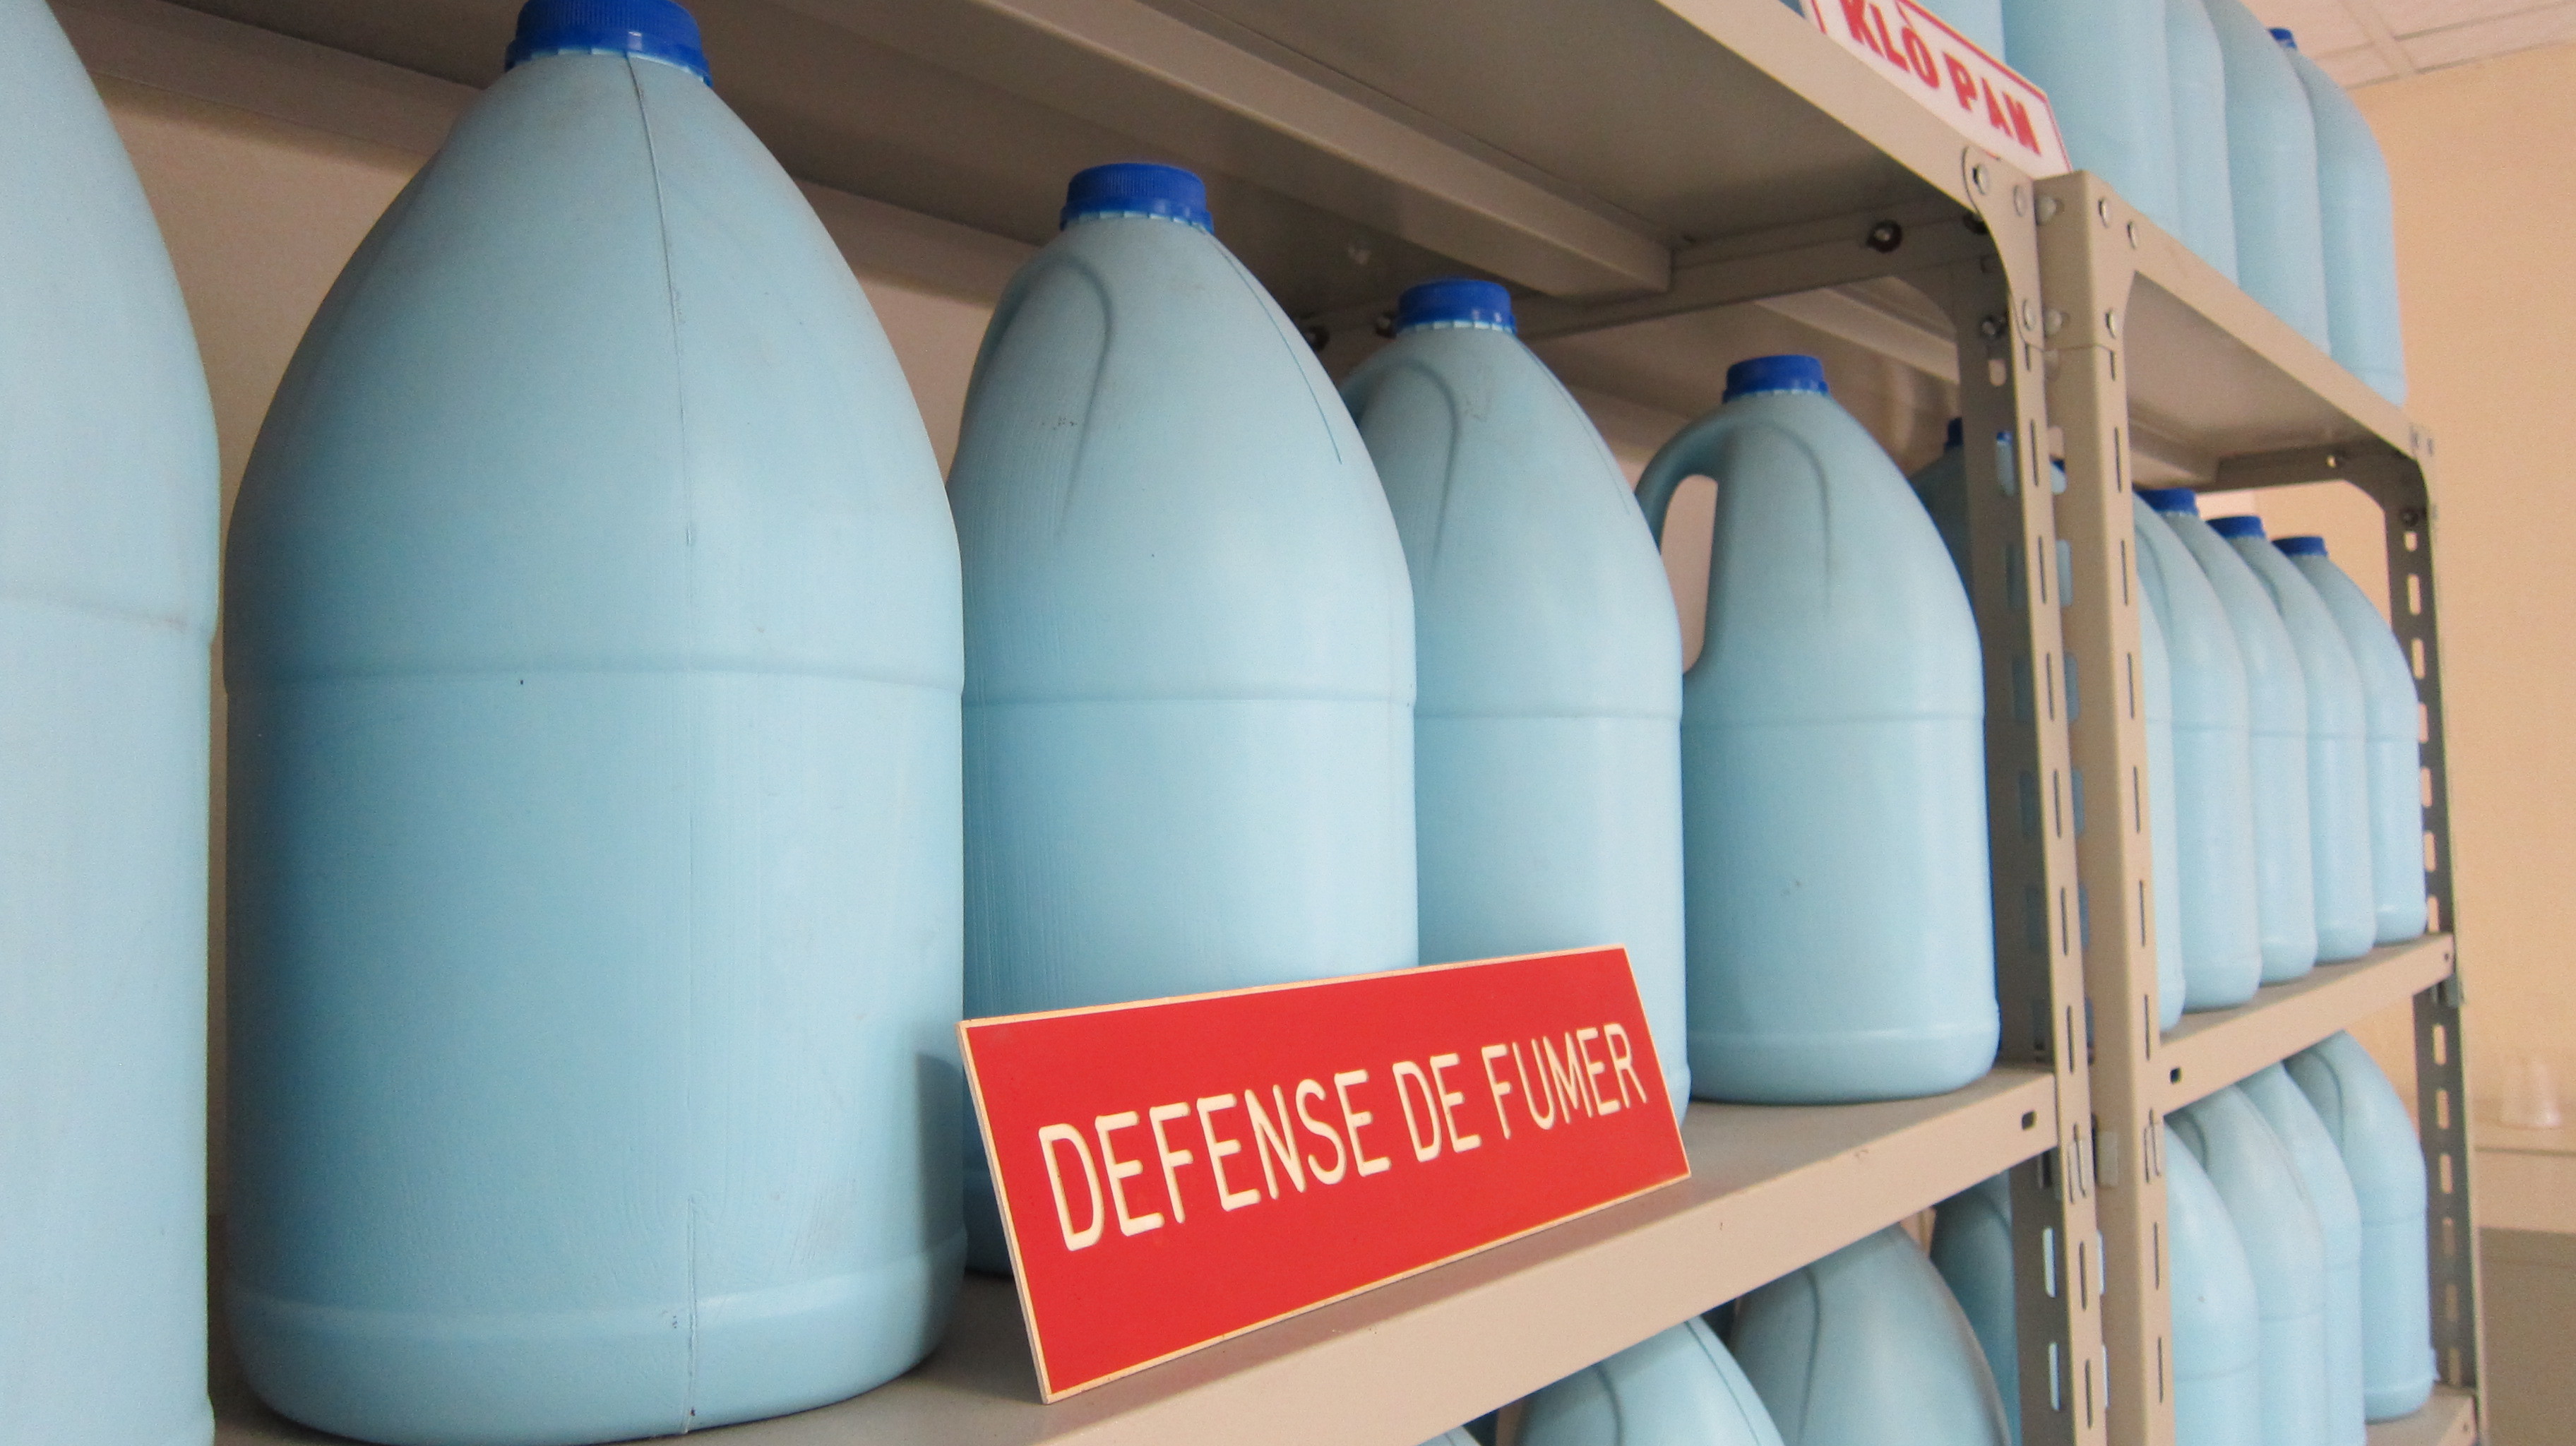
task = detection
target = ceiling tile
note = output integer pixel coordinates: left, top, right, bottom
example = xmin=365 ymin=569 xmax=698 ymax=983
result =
xmin=2248 ymin=0 xmax=2375 ymax=53
xmin=2371 ymin=0 xmax=2557 ymax=38
xmin=2315 ymin=44 xmax=2401 ymax=80
xmin=2399 ymin=3 xmax=2576 ymax=66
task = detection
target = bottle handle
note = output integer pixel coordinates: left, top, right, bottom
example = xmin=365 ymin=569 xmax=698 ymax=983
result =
xmin=1633 ymin=411 xmax=1739 ymax=543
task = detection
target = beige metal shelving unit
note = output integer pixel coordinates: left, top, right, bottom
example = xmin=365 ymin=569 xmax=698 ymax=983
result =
xmin=2041 ymin=169 xmax=2482 ymax=1446
xmin=49 ymin=0 xmax=2474 ymax=1442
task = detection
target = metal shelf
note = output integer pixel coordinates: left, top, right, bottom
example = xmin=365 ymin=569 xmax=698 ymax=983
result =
xmin=2366 ymin=1388 xmax=2479 ymax=1446
xmin=212 ymin=1070 xmax=2059 ymax=1446
xmin=51 ymin=1 xmax=2472 ymax=1442
xmin=2159 ymin=935 xmax=2458 ymax=1113
xmin=2045 ymin=165 xmax=2479 ymax=1446
xmin=2036 ymin=171 xmax=2416 ymax=482
xmin=131 ymin=0 xmax=1979 ymax=318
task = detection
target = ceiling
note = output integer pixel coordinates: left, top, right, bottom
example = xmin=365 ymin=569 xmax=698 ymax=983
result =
xmin=2248 ymin=0 xmax=2576 ymax=84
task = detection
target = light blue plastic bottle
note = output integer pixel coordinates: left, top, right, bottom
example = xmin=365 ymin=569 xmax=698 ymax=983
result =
xmin=2003 ymin=0 xmax=2182 ymax=236
xmin=0 ymin=3 xmax=218 ymax=1443
xmin=2205 ymin=0 xmax=2332 ymax=347
xmin=1637 ymin=357 xmax=1995 ymax=1104
xmin=2277 ymin=33 xmax=2407 ymax=400
xmin=951 ymin=162 xmax=1415 ymax=1264
xmin=2132 ymin=499 xmax=2264 ymax=1010
xmin=1919 ymin=0 xmax=2007 ymax=58
xmin=2166 ymin=1133 xmax=2265 ymax=1446
xmin=223 ymin=4 xmax=965 ymax=1441
xmin=1731 ymin=1225 xmax=2010 ymax=1446
xmin=2140 ymin=575 xmax=2189 ymax=1029
xmin=1929 ymin=1175 xmax=2019 ymax=1442
xmin=2280 ymin=537 xmax=2426 ymax=942
xmin=1904 ymin=419 xmax=1973 ymax=585
xmin=2290 ymin=1032 xmax=2436 ymax=1418
xmin=2172 ymin=1086 xmax=2332 ymax=1446
xmin=2167 ymin=0 xmax=2241 ymax=280
xmin=1420 ymin=1431 xmax=1479 ymax=1446
xmin=2143 ymin=488 xmax=2318 ymax=981
xmin=2214 ymin=516 xmax=2375 ymax=962
xmin=1523 ymin=1317 xmax=1788 ymax=1446
xmin=2243 ymin=1063 xmax=2368 ymax=1446
xmin=1344 ymin=279 xmax=1686 ymax=1112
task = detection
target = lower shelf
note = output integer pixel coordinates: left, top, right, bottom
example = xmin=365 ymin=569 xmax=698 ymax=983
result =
xmin=213 ymin=1068 xmax=2059 ymax=1446
xmin=2159 ymin=934 xmax=2456 ymax=1112
xmin=2366 ymin=1386 xmax=2480 ymax=1446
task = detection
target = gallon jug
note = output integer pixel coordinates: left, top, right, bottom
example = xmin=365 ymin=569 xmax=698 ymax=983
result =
xmin=951 ymin=162 xmax=1415 ymax=1265
xmin=2133 ymin=498 xmax=2263 ymax=1010
xmin=2172 ymin=1086 xmax=2332 ymax=1446
xmin=2167 ymin=0 xmax=2240 ymax=281
xmin=2140 ymin=574 xmax=2188 ymax=1030
xmin=2289 ymin=1032 xmax=2435 ymax=1418
xmin=2143 ymin=488 xmax=2318 ymax=981
xmin=2216 ymin=516 xmax=2375 ymax=962
xmin=1904 ymin=419 xmax=1972 ymax=584
xmin=0 ymin=3 xmax=219 ymax=1443
xmin=2279 ymin=537 xmax=2426 ymax=943
xmin=1636 ymin=357 xmax=1995 ymax=1104
xmin=1930 ymin=1174 xmax=2020 ymax=1442
xmin=2278 ymin=32 xmax=2407 ymax=402
xmin=223 ymin=4 xmax=966 ymax=1440
xmin=2167 ymin=1131 xmax=2265 ymax=1446
xmin=2003 ymin=0 xmax=2181 ymax=235
xmin=1523 ymin=1317 xmax=1788 ymax=1446
xmin=1344 ymin=278 xmax=1686 ymax=1111
xmin=2205 ymin=0 xmax=2332 ymax=347
xmin=2243 ymin=1063 xmax=2368 ymax=1446
xmin=1731 ymin=1226 xmax=2010 ymax=1446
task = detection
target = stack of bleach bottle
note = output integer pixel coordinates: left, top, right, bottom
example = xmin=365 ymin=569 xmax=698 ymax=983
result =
xmin=1979 ymin=0 xmax=2407 ymax=401
xmin=6 ymin=0 xmax=2433 ymax=1435
xmin=1934 ymin=1034 xmax=2434 ymax=1446
xmin=1915 ymin=462 xmax=2437 ymax=1446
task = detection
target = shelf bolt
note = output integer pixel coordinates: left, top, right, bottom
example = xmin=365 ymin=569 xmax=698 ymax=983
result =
xmin=1981 ymin=314 xmax=2007 ymax=340
xmin=2097 ymin=198 xmax=2113 ymax=226
xmin=2104 ymin=309 xmax=2121 ymax=339
xmin=1301 ymin=322 xmax=1330 ymax=352
xmin=1866 ymin=220 xmax=1904 ymax=253
xmin=2037 ymin=195 xmax=2062 ymax=224
xmin=1373 ymin=311 xmax=1396 ymax=339
xmin=2043 ymin=306 xmax=2065 ymax=336
xmin=1972 ymin=163 xmax=1991 ymax=193
xmin=2125 ymin=221 xmax=2140 ymax=249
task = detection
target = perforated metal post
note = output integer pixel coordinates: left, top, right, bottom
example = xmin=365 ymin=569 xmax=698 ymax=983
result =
xmin=1912 ymin=153 xmax=2107 ymax=1446
xmin=2037 ymin=170 xmax=2175 ymax=1446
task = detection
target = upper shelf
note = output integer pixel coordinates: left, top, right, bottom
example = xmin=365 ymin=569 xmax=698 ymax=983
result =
xmin=2159 ymin=933 xmax=2455 ymax=1113
xmin=2036 ymin=170 xmax=2420 ymax=479
xmin=145 ymin=0 xmax=1979 ymax=321
xmin=213 ymin=1068 xmax=2058 ymax=1446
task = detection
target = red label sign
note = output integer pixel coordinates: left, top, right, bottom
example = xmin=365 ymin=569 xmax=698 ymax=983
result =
xmin=962 ymin=948 xmax=1690 ymax=1399
xmin=1810 ymin=0 xmax=2070 ymax=177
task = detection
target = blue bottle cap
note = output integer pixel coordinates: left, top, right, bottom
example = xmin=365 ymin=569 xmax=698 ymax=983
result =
xmin=1061 ymin=163 xmax=1213 ymax=233
xmin=2270 ymin=26 xmax=2298 ymax=49
xmin=1393 ymin=278 xmax=1515 ymax=334
xmin=2209 ymin=515 xmax=2267 ymax=539
xmin=2137 ymin=486 xmax=2202 ymax=517
xmin=1945 ymin=417 xmax=1964 ymax=448
xmin=2276 ymin=535 xmax=2330 ymax=557
xmin=505 ymin=0 xmax=709 ymax=83
xmin=1723 ymin=354 xmax=1830 ymax=402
